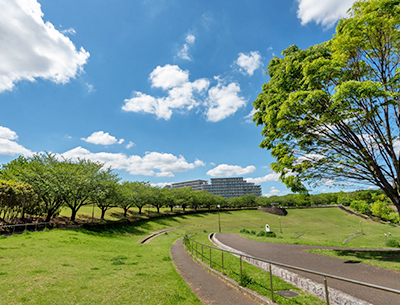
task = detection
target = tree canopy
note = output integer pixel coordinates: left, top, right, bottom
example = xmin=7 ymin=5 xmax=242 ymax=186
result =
xmin=253 ymin=0 xmax=400 ymax=212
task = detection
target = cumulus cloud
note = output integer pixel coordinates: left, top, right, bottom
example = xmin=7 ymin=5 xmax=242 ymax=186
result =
xmin=263 ymin=186 xmax=282 ymax=197
xmin=236 ymin=51 xmax=262 ymax=76
xmin=0 ymin=126 xmax=32 ymax=156
xmin=123 ymin=64 xmax=209 ymax=120
xmin=296 ymin=0 xmax=355 ymax=28
xmin=81 ymin=131 xmax=124 ymax=146
xmin=207 ymin=164 xmax=256 ymax=177
xmin=246 ymin=172 xmax=280 ymax=184
xmin=178 ymin=34 xmax=196 ymax=61
xmin=205 ymin=80 xmax=246 ymax=122
xmin=149 ymin=64 xmax=189 ymax=90
xmin=0 ymin=0 xmax=90 ymax=93
xmin=62 ymin=147 xmax=204 ymax=177
xmin=0 ymin=126 xmax=18 ymax=140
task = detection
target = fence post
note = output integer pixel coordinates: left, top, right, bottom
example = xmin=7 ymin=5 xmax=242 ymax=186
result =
xmin=324 ymin=276 xmax=330 ymax=305
xmin=196 ymin=242 xmax=198 ymax=256
xmin=222 ymin=251 xmax=224 ymax=271
xmin=269 ymin=264 xmax=274 ymax=303
xmin=202 ymin=244 xmax=203 ymax=262
xmin=240 ymin=256 xmax=242 ymax=278
xmin=210 ymin=248 xmax=212 ymax=268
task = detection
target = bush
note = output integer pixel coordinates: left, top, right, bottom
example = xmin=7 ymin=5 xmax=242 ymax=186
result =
xmin=240 ymin=228 xmax=250 ymax=234
xmin=385 ymin=238 xmax=400 ymax=248
xmin=256 ymin=230 xmax=276 ymax=237
xmin=350 ymin=200 xmax=371 ymax=215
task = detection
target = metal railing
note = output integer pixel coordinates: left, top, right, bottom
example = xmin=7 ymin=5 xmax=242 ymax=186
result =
xmin=184 ymin=236 xmax=400 ymax=304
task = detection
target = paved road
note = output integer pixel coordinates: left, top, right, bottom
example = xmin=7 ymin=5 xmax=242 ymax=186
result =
xmin=171 ymin=238 xmax=263 ymax=305
xmin=215 ymin=233 xmax=400 ymax=305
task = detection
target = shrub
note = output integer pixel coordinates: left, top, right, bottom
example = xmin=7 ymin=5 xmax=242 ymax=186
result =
xmin=256 ymin=230 xmax=276 ymax=237
xmin=385 ymin=238 xmax=400 ymax=248
xmin=240 ymin=228 xmax=250 ymax=234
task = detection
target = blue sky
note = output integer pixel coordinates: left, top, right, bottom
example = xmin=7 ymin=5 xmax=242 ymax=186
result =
xmin=0 ymin=0 xmax=359 ymax=196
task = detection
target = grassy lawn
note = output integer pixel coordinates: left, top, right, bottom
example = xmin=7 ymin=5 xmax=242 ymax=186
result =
xmin=234 ymin=208 xmax=400 ymax=249
xmin=307 ymin=248 xmax=400 ymax=271
xmin=1 ymin=207 xmax=399 ymax=304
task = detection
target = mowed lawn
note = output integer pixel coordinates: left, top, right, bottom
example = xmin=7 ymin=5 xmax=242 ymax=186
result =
xmin=1 ymin=208 xmax=399 ymax=304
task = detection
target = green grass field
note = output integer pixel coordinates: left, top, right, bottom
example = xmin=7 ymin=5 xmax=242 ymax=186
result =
xmin=1 ymin=207 xmax=399 ymax=304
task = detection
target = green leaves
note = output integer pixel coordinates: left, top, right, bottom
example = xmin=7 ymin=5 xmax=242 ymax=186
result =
xmin=253 ymin=0 xmax=400 ymax=208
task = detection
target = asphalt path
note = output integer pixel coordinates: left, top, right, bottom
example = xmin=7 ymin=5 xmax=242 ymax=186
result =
xmin=215 ymin=233 xmax=400 ymax=305
xmin=171 ymin=238 xmax=263 ymax=305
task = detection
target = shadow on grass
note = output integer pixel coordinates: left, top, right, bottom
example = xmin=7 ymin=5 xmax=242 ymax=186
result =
xmin=333 ymin=250 xmax=400 ymax=264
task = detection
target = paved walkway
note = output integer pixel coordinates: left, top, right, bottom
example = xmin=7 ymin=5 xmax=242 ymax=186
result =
xmin=216 ymin=233 xmax=400 ymax=305
xmin=170 ymin=238 xmax=263 ymax=305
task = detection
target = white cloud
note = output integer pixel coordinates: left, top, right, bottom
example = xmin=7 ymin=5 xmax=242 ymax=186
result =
xmin=246 ymin=172 xmax=280 ymax=184
xmin=244 ymin=109 xmax=256 ymax=123
xmin=296 ymin=0 xmax=355 ymax=28
xmin=62 ymin=147 xmax=204 ymax=177
xmin=151 ymin=182 xmax=171 ymax=188
xmin=178 ymin=34 xmax=195 ymax=61
xmin=61 ymin=28 xmax=76 ymax=35
xmin=321 ymin=178 xmax=335 ymax=186
xmin=149 ymin=64 xmax=189 ymax=90
xmin=205 ymin=80 xmax=247 ymax=122
xmin=0 ymin=126 xmax=18 ymax=140
xmin=86 ymin=83 xmax=95 ymax=93
xmin=263 ymin=187 xmax=282 ymax=197
xmin=0 ymin=126 xmax=32 ymax=156
xmin=236 ymin=51 xmax=262 ymax=76
xmin=0 ymin=138 xmax=33 ymax=156
xmin=81 ymin=131 xmax=124 ymax=146
xmin=126 ymin=141 xmax=135 ymax=149
xmin=207 ymin=164 xmax=256 ymax=177
xmin=123 ymin=65 xmax=209 ymax=120
xmin=294 ymin=153 xmax=325 ymax=165
xmin=0 ymin=0 xmax=89 ymax=93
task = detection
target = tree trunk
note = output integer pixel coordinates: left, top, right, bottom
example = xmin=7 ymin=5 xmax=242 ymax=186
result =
xmin=170 ymin=206 xmax=173 ymax=212
xmin=138 ymin=206 xmax=142 ymax=214
xmin=70 ymin=209 xmax=77 ymax=221
xmin=157 ymin=206 xmax=160 ymax=213
xmin=123 ymin=208 xmax=128 ymax=217
xmin=100 ymin=209 xmax=106 ymax=220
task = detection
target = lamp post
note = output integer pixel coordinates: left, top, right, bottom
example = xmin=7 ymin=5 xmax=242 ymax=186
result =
xmin=217 ymin=204 xmax=221 ymax=233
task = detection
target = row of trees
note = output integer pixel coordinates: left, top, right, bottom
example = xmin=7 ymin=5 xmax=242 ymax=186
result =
xmin=0 ymin=153 xmax=259 ymax=224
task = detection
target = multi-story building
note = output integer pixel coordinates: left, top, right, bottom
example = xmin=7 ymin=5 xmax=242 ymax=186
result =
xmin=168 ymin=179 xmax=209 ymax=191
xmin=169 ymin=177 xmax=262 ymax=199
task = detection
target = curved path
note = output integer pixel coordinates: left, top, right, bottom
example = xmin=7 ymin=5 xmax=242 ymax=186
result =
xmin=215 ymin=233 xmax=400 ymax=305
xmin=171 ymin=238 xmax=263 ymax=305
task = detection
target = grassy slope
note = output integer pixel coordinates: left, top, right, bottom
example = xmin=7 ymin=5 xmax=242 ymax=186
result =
xmin=1 ymin=208 xmax=399 ymax=304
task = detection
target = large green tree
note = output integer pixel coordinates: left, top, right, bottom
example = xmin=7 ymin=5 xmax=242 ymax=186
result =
xmin=253 ymin=0 xmax=400 ymax=214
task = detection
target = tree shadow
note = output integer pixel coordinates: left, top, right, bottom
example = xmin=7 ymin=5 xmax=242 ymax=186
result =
xmin=333 ymin=249 xmax=400 ymax=264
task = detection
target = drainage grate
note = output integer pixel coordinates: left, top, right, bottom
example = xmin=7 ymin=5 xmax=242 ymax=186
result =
xmin=275 ymin=290 xmax=299 ymax=298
